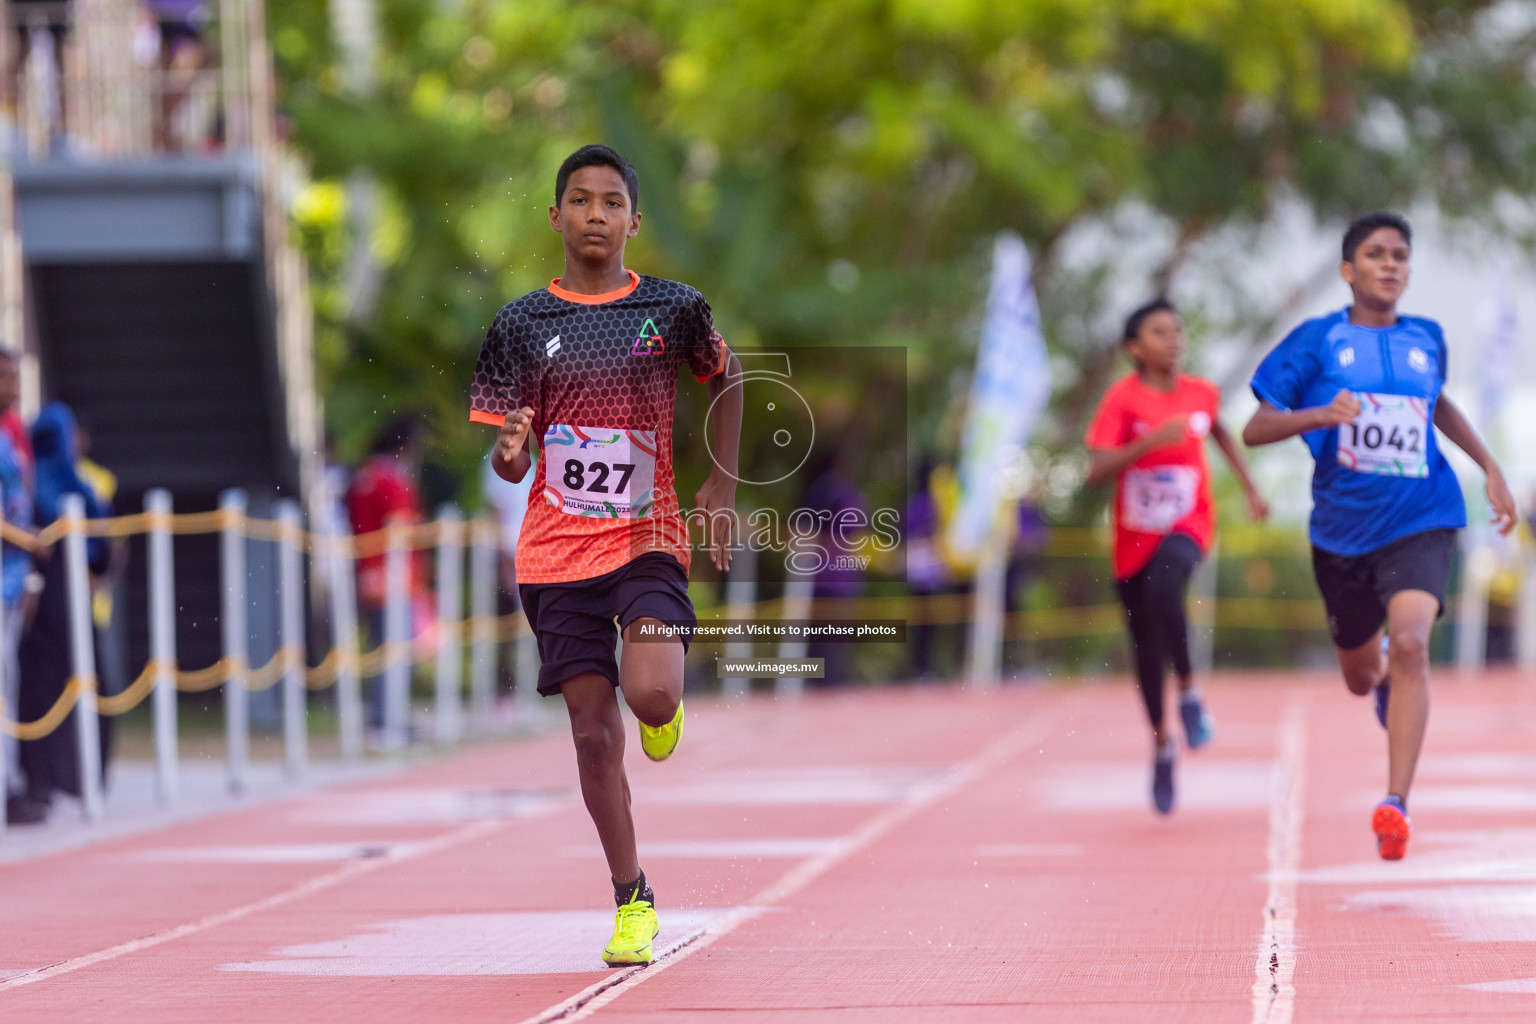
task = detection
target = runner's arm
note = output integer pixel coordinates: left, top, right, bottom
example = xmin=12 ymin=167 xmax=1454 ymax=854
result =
xmin=1209 ymin=420 xmax=1269 ymax=522
xmin=1434 ymin=394 xmax=1518 ymax=534
xmin=1084 ymin=417 xmax=1187 ymax=488
xmin=695 ymin=350 xmax=743 ymax=572
xmin=1241 ymin=391 xmax=1359 ymax=447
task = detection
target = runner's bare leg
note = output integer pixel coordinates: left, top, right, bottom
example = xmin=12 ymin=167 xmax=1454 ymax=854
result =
xmin=562 ymin=672 xmax=640 ymax=884
xmin=1383 ymin=589 xmax=1438 ymax=800
xmin=1334 ymin=628 xmax=1387 ymax=696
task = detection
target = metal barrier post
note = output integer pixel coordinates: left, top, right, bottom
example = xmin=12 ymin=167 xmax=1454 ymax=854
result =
xmin=1519 ymin=543 xmax=1536 ymax=671
xmin=1457 ymin=533 xmax=1491 ymax=674
xmin=382 ymin=518 xmax=411 ymax=750
xmin=966 ymin=523 xmax=1009 ymax=690
xmin=62 ymin=494 xmax=103 ymax=822
xmin=220 ymin=488 xmax=250 ymax=794
xmin=434 ymin=506 xmax=463 ymax=745
xmin=328 ymin=517 xmax=363 ymax=763
xmin=146 ymin=489 xmax=178 ymax=805
xmin=276 ymin=499 xmax=307 ymax=778
xmin=1189 ymin=541 xmax=1219 ymax=679
xmin=720 ymin=543 xmax=757 ymax=698
xmin=468 ymin=517 xmax=497 ymax=732
xmin=776 ymin=576 xmax=815 ymax=697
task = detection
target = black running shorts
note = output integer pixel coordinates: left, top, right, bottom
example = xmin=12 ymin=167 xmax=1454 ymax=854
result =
xmin=1311 ymin=528 xmax=1456 ymax=651
xmin=519 ymin=552 xmax=696 ymax=697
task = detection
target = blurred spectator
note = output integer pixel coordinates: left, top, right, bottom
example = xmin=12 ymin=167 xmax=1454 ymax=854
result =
xmin=1003 ymin=499 xmax=1050 ymax=673
xmin=347 ymin=417 xmax=424 ymax=734
xmin=906 ymin=456 xmax=950 ymax=680
xmin=18 ymin=402 xmax=109 ymax=816
xmin=0 ymin=351 xmax=39 ymax=825
xmin=799 ymin=447 xmax=867 ymax=687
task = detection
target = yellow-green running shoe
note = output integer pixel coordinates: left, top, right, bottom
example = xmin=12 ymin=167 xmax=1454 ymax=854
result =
xmin=602 ymin=891 xmax=660 ymax=967
xmin=639 ymin=701 xmax=683 ymax=762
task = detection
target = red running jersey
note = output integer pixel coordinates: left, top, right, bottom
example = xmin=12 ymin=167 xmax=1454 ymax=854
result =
xmin=346 ymin=454 xmax=423 ymax=608
xmin=1085 ymin=373 xmax=1220 ymax=580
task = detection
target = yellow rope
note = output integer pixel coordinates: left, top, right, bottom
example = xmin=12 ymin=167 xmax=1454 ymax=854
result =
xmin=0 ymin=677 xmax=82 ymax=740
xmin=175 ymin=660 xmax=232 ymax=692
xmin=96 ymin=660 xmax=170 ymax=716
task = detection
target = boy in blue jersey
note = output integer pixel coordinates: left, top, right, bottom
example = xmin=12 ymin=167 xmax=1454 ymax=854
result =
xmin=1243 ymin=212 xmax=1517 ymax=861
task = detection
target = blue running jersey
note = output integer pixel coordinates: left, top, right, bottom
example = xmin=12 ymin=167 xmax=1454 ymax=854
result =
xmin=1250 ymin=308 xmax=1466 ymax=556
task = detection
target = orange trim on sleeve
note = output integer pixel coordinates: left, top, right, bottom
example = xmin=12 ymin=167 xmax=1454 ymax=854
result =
xmin=547 ymin=269 xmax=641 ymax=305
xmin=694 ymin=341 xmax=731 ymax=384
xmin=469 ymin=410 xmax=504 ymax=426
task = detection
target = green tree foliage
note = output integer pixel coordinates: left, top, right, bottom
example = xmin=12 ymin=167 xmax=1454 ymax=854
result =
xmin=267 ymin=0 xmax=1536 ymax=505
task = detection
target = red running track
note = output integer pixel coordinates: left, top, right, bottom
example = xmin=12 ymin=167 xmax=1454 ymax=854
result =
xmin=1 ymin=670 xmax=1534 ymax=1022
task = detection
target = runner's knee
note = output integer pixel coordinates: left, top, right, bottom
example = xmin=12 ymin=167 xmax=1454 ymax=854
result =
xmin=569 ymin=712 xmax=623 ymax=768
xmin=1386 ymin=625 xmax=1430 ymax=671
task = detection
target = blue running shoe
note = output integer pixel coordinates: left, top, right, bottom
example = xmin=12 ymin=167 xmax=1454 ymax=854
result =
xmin=1374 ymin=678 xmax=1390 ymax=730
xmin=1179 ymin=693 xmax=1215 ymax=749
xmin=1152 ymin=747 xmax=1175 ymax=815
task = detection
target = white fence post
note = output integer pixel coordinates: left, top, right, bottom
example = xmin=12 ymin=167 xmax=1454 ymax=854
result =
xmin=382 ymin=518 xmax=411 ymax=750
xmin=468 ymin=517 xmax=497 ymax=733
xmin=220 ymin=488 xmax=250 ymax=794
xmin=276 ymin=499 xmax=307 ymax=778
xmin=146 ymin=489 xmax=178 ymax=805
xmin=720 ymin=542 xmax=757 ymax=698
xmin=62 ymin=493 xmax=103 ymax=822
xmin=328 ymin=514 xmax=363 ymax=763
xmin=776 ymin=576 xmax=815 ymax=697
xmin=434 ymin=506 xmax=463 ymax=746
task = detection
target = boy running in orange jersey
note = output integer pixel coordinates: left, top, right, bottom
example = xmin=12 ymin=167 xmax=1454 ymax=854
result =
xmin=470 ymin=145 xmax=742 ymax=964
xmin=1086 ymin=299 xmax=1268 ymax=814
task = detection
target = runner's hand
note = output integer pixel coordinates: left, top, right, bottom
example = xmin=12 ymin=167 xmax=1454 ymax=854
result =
xmin=1147 ymin=416 xmax=1188 ymax=448
xmin=1245 ymin=487 xmax=1270 ymax=524
xmin=694 ymin=471 xmax=738 ymax=572
xmin=497 ymin=408 xmax=535 ymax=462
xmin=1314 ymin=390 xmax=1361 ymax=428
xmin=1486 ymin=469 xmax=1518 ymax=536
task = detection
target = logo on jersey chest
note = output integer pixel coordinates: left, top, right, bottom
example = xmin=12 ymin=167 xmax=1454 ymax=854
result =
xmin=1408 ymin=347 xmax=1429 ymax=373
xmin=632 ymin=317 xmax=665 ymax=356
xmin=1338 ymin=346 xmax=1355 ymax=368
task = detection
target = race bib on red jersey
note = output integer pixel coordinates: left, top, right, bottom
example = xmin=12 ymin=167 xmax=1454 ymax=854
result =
xmin=541 ymin=425 xmax=658 ymax=519
xmin=1337 ymin=393 xmax=1429 ymax=478
xmin=1122 ymin=466 xmax=1199 ymax=535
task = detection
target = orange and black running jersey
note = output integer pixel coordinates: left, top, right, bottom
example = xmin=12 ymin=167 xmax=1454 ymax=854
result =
xmin=469 ymin=270 xmax=728 ymax=584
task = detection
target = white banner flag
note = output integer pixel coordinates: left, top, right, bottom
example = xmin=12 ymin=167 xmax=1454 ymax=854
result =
xmin=947 ymin=231 xmax=1052 ymax=562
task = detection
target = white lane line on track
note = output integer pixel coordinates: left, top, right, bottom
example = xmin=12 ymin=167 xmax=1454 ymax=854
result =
xmin=517 ymin=712 xmax=1059 ymax=1024
xmin=0 ymin=818 xmax=505 ymax=993
xmin=1250 ymin=696 xmax=1309 ymax=1024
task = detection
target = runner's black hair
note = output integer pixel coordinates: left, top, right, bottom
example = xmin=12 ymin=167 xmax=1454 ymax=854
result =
xmin=1122 ymin=298 xmax=1178 ymax=344
xmin=371 ymin=415 xmax=420 ymax=456
xmin=1342 ymin=211 xmax=1411 ymax=262
xmin=555 ymin=145 xmax=639 ymax=211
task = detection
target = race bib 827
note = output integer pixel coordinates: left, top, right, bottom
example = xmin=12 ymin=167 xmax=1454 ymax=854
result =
xmin=1337 ymin=393 xmax=1429 ymax=478
xmin=541 ymin=425 xmax=658 ymax=518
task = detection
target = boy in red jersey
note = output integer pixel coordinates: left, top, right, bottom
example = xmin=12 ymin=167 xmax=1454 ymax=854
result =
xmin=1085 ymin=299 xmax=1268 ymax=814
xmin=470 ymin=145 xmax=742 ymax=965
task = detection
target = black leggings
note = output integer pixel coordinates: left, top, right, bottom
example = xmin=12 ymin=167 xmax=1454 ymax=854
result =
xmin=1116 ymin=534 xmax=1202 ymax=731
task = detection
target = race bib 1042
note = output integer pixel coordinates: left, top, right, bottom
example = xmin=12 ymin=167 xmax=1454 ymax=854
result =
xmin=541 ymin=425 xmax=658 ymax=518
xmin=1337 ymin=393 xmax=1429 ymax=478
xmin=1122 ymin=466 xmax=1199 ymax=535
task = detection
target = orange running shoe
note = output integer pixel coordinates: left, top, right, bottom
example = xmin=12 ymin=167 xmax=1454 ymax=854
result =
xmin=1372 ymin=799 xmax=1412 ymax=861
